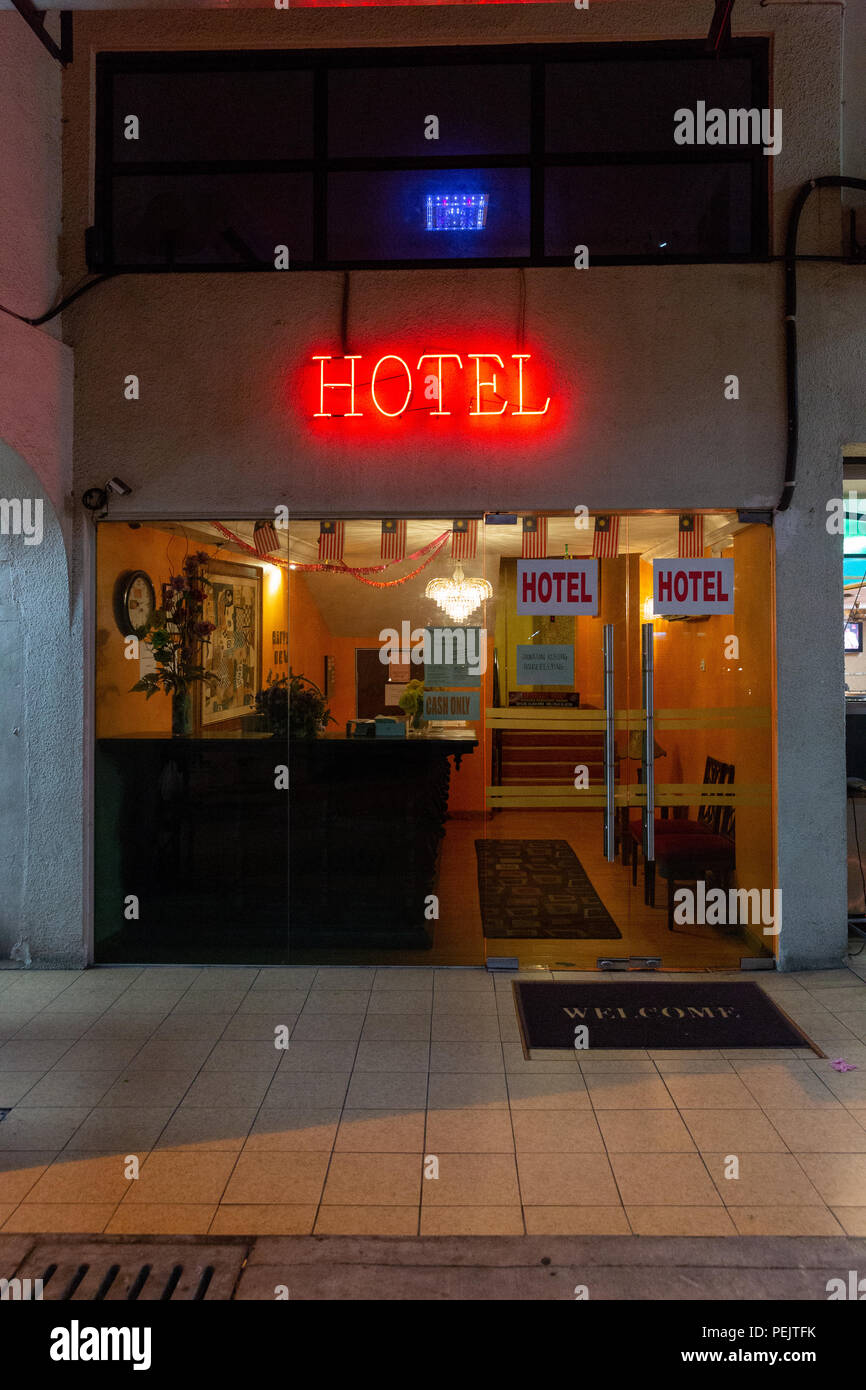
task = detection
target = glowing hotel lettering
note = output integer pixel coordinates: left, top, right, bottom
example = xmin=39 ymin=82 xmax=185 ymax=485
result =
xmin=311 ymin=352 xmax=551 ymax=419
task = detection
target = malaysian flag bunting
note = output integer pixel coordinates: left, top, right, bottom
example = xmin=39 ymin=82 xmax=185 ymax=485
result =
xmin=318 ymin=520 xmax=345 ymax=562
xmin=253 ymin=519 xmax=280 ymax=556
xmin=450 ymin=518 xmax=478 ymax=561
xmin=678 ymin=514 xmax=704 ymax=558
xmin=522 ymin=515 xmax=548 ymax=558
xmin=591 ymin=514 xmax=620 ymax=559
xmin=380 ymin=519 xmax=407 ymax=562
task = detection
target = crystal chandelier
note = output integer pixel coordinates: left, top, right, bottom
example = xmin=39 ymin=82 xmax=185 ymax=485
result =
xmin=425 ymin=563 xmax=492 ymax=623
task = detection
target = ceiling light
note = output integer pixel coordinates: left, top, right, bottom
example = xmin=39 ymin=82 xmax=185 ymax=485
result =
xmin=425 ymin=563 xmax=492 ymax=623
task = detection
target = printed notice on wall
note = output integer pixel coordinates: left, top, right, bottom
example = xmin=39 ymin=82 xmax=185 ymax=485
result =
xmin=516 ymin=559 xmax=598 ymax=615
xmin=515 ymin=645 xmax=575 ymax=686
xmin=653 ymin=558 xmax=735 ymax=615
xmin=424 ymin=627 xmax=483 ymax=688
xmin=423 ymin=691 xmax=481 ymax=721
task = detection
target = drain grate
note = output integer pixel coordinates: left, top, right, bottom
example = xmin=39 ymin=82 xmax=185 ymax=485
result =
xmin=10 ymin=1242 xmax=246 ymax=1301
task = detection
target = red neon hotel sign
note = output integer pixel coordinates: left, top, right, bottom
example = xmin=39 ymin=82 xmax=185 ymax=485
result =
xmin=311 ymin=352 xmax=551 ymax=419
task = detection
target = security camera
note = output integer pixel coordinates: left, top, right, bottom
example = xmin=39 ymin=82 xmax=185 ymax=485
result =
xmin=82 ymin=487 xmax=107 ymax=512
xmin=106 ymin=477 xmax=132 ymax=497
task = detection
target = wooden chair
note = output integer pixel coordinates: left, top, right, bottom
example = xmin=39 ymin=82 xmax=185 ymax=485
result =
xmin=652 ymin=764 xmax=736 ymax=930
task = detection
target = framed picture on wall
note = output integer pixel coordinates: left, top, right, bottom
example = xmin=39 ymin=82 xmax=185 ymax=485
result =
xmin=845 ymin=620 xmax=863 ymax=653
xmin=199 ymin=560 xmax=263 ymax=727
xmin=323 ymin=654 xmax=336 ymax=698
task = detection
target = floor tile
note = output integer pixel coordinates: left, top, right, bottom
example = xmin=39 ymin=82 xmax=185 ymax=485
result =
xmin=430 ymin=1016 xmax=501 ymax=1042
xmin=364 ymin=992 xmax=433 ymax=1017
xmin=209 ymin=1205 xmax=317 ymax=1235
xmin=733 ymin=1062 xmax=841 ymax=1110
xmin=314 ymin=969 xmax=376 ymax=991
xmin=596 ymin=1109 xmax=696 ymax=1153
xmin=222 ymin=1152 xmax=329 ymax=1205
xmin=610 ymin=1153 xmax=721 ymax=1206
xmin=425 ymin=1109 xmax=514 ymax=1154
xmin=0 ymin=1073 xmax=44 ymax=1107
xmin=702 ymin=1151 xmax=824 ymax=1206
xmin=679 ymin=1109 xmax=787 ymax=1153
xmin=124 ymin=1151 xmax=237 ymax=1205
xmin=27 ymin=1152 xmax=135 ymax=1204
xmin=517 ymin=1152 xmax=619 ymax=1206
xmin=372 ymin=970 xmax=434 ymax=993
xmin=0 ymin=1108 xmax=91 ymax=1150
xmin=506 ymin=1074 xmax=590 ymax=1111
xmin=730 ymin=1207 xmax=845 ymax=1236
xmin=353 ymin=1041 xmax=429 ymax=1073
xmin=662 ymin=1074 xmax=760 ymax=1110
xmin=315 ymin=1206 xmax=419 ymax=1235
xmin=16 ymin=1071 xmax=118 ymax=1109
xmin=265 ymin=1071 xmax=351 ymax=1109
xmin=421 ymin=1153 xmax=520 ymax=1206
xmin=429 ymin=1043 xmax=504 ymax=1073
xmin=180 ymin=1071 xmax=272 ymax=1108
xmin=105 ymin=1204 xmax=217 ymax=1235
xmin=125 ymin=1040 xmax=216 ymax=1073
xmin=511 ymin=1110 xmax=605 ymax=1154
xmin=2 ymin=1203 xmax=116 ymax=1233
xmin=244 ymin=1108 xmax=341 ymax=1153
xmin=427 ymin=1073 xmax=509 ymax=1111
xmin=322 ymin=1152 xmax=422 ymax=1206
xmin=292 ymin=1015 xmax=366 ymax=1042
xmin=626 ymin=1206 xmax=737 ymax=1235
xmin=0 ymin=1041 xmax=74 ymax=1072
xmin=202 ymin=1041 xmax=281 ymax=1073
xmin=420 ymin=1206 xmax=524 ymax=1235
xmin=65 ymin=1107 xmax=173 ymax=1152
xmin=795 ymin=1153 xmax=866 ymax=1205
xmin=829 ymin=1207 xmax=866 ymax=1235
xmin=523 ymin=1206 xmax=630 ymax=1235
xmin=155 ymin=1108 xmax=258 ymax=1153
xmin=0 ymin=1152 xmax=57 ymax=1203
xmin=764 ymin=1108 xmax=866 ymax=1153
xmin=334 ymin=1110 xmax=425 ymax=1153
xmin=279 ymin=1041 xmax=359 ymax=1072
xmin=584 ymin=1074 xmax=674 ymax=1110
xmin=100 ymin=1072 xmax=196 ymax=1108
xmin=345 ymin=1071 xmax=428 ymax=1110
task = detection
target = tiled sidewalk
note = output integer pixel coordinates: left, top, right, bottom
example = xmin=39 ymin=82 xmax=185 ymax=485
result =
xmin=1 ymin=961 xmax=866 ymax=1237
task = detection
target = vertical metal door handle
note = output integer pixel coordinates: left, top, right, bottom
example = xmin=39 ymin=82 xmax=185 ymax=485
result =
xmin=603 ymin=624 xmax=615 ymax=862
xmin=642 ymin=621 xmax=655 ymax=863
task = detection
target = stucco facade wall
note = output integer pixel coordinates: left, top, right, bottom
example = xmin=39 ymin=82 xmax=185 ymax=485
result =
xmin=51 ymin=0 xmax=866 ymax=967
xmin=0 ymin=15 xmax=82 ymax=967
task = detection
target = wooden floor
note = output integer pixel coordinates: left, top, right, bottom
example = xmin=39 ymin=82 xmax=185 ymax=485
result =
xmin=294 ymin=810 xmax=769 ymax=971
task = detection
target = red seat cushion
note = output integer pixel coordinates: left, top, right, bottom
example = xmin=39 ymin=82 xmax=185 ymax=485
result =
xmin=628 ymin=816 xmax=711 ymax=836
xmin=654 ymin=832 xmax=733 ymax=860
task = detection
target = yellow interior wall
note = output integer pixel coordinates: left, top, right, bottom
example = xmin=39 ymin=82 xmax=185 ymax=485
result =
xmin=96 ymin=523 xmax=286 ymax=737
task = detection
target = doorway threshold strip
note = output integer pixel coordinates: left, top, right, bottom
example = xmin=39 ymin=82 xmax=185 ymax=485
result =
xmin=513 ymin=980 xmax=824 ymax=1054
xmin=475 ymin=839 xmax=621 ymax=940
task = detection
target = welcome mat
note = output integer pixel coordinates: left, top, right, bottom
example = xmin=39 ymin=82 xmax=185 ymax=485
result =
xmin=514 ymin=981 xmax=821 ymax=1052
xmin=475 ymin=840 xmax=621 ymax=940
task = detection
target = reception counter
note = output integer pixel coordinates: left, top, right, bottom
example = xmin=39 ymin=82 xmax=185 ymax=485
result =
xmin=94 ymin=731 xmax=476 ymax=959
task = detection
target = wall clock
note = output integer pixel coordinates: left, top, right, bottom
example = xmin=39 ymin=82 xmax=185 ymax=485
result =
xmin=114 ymin=570 xmax=156 ymax=637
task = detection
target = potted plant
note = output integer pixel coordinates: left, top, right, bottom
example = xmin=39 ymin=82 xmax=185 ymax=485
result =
xmin=254 ymin=672 xmax=289 ymax=737
xmin=288 ymin=670 xmax=335 ymax=739
xmin=130 ymin=551 xmax=216 ymax=737
xmin=398 ymin=678 xmax=427 ymax=734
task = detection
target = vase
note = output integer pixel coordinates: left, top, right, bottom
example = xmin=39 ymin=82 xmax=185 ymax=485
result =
xmin=171 ymin=688 xmax=193 ymax=738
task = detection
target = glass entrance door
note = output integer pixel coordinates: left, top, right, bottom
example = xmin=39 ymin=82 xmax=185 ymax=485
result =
xmin=482 ymin=512 xmax=637 ymax=967
xmin=480 ymin=511 xmax=776 ymax=970
xmin=639 ymin=519 xmax=776 ymax=958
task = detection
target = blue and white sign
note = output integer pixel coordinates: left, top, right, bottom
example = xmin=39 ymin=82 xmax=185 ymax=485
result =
xmin=516 ymin=645 xmax=575 ymax=686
